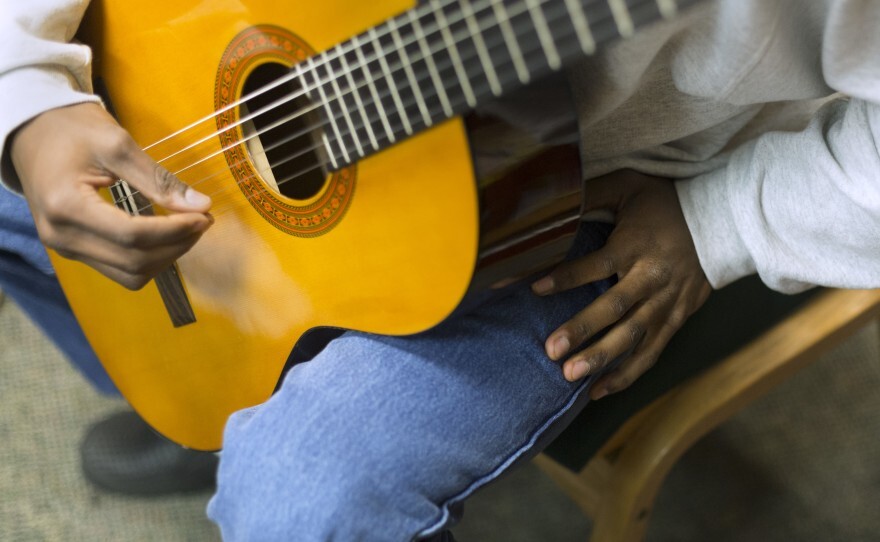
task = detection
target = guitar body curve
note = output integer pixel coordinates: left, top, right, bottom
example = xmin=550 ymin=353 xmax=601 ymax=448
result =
xmin=60 ymin=0 xmax=582 ymax=450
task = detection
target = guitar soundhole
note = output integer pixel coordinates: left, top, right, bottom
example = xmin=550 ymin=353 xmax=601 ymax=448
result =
xmin=241 ymin=62 xmax=326 ymax=200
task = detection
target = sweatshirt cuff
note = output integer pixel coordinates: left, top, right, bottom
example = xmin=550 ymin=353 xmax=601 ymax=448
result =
xmin=675 ymin=169 xmax=757 ymax=289
xmin=0 ymin=66 xmax=102 ymax=193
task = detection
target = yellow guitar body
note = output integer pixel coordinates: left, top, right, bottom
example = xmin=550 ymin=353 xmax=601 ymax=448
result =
xmin=60 ymin=0 xmax=479 ymax=450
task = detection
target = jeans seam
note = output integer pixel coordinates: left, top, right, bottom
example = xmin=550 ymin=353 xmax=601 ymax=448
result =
xmin=412 ymin=373 xmax=595 ymax=540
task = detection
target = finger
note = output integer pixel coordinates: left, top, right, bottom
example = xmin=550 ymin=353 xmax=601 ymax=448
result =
xmin=543 ymin=272 xmax=656 ymax=360
xmin=58 ymin=229 xmax=205 ymax=290
xmin=42 ymin=190 xmax=208 ymax=274
xmin=69 ymin=187 xmax=212 ymax=247
xmin=560 ymin=303 xmax=651 ymax=381
xmin=587 ymin=313 xmax=680 ymax=399
xmin=532 ymin=243 xmax=620 ymax=295
xmin=99 ymin=129 xmax=211 ymax=213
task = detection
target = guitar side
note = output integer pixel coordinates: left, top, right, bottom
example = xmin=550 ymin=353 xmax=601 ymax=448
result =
xmin=58 ymin=0 xmax=582 ymax=450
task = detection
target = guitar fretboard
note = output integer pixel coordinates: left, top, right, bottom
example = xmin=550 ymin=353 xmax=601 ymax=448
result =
xmin=294 ymin=0 xmax=698 ymax=170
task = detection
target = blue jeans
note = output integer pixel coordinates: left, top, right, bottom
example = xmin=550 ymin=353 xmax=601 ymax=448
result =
xmin=0 ymin=190 xmax=117 ymax=394
xmin=1 ymin=187 xmax=611 ymax=540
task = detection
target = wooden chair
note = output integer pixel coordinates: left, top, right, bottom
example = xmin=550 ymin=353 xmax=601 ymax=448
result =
xmin=535 ymin=284 xmax=880 ymax=542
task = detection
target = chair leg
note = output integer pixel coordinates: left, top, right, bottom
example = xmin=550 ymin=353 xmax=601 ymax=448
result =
xmin=586 ymin=437 xmax=678 ymax=542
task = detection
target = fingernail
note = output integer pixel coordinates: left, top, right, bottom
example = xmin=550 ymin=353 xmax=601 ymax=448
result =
xmin=569 ymin=360 xmax=587 ymax=381
xmin=551 ymin=335 xmax=570 ymax=360
xmin=531 ymin=276 xmax=554 ymax=295
xmin=184 ymin=187 xmax=211 ymax=208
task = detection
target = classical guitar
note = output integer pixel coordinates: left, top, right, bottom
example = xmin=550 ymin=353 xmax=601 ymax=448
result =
xmin=60 ymin=0 xmax=695 ymax=450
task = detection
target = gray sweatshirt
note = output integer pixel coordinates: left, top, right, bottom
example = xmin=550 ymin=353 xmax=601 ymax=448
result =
xmin=1 ymin=0 xmax=878 ymax=293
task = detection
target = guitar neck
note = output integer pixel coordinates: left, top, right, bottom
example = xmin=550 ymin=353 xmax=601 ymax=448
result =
xmin=294 ymin=0 xmax=698 ymax=170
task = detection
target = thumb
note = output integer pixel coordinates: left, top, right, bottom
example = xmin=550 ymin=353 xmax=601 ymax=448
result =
xmin=104 ymin=133 xmax=211 ymax=213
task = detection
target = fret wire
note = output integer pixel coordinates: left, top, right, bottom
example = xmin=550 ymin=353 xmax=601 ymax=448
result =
xmin=490 ymin=0 xmax=531 ymax=84
xmin=373 ymin=0 xmax=617 ymax=127
xmin=352 ymin=34 xmax=396 ymax=144
xmin=430 ymin=0 xmax=477 ymax=107
xmin=460 ymin=0 xmax=503 ymax=96
xmin=304 ymin=58 xmax=350 ymax=164
xmin=351 ymin=0 xmax=656 ymax=143
xmin=607 ymin=0 xmax=636 ymax=37
xmin=141 ymin=0 xmax=648 ymax=171
xmin=336 ymin=45 xmax=379 ymax=151
xmin=655 ymin=0 xmax=677 ymax=18
xmin=388 ymin=17 xmax=433 ymax=127
xmin=234 ymin=0 xmax=660 ymax=174
xmin=126 ymin=0 xmax=647 ymax=210
xmin=325 ymin=52 xmax=366 ymax=157
xmin=327 ymin=0 xmax=615 ymax=162
xmin=408 ymin=10 xmax=454 ymax=117
xmin=525 ymin=0 xmax=562 ymax=69
xmin=291 ymin=63 xmax=338 ymax=169
xmin=168 ymin=0 xmax=645 ymax=208
xmin=564 ymin=0 xmax=597 ymax=54
xmin=345 ymin=0 xmax=665 ymax=159
xmin=627 ymin=0 xmax=666 ymax=27
xmin=369 ymin=26 xmax=413 ymax=136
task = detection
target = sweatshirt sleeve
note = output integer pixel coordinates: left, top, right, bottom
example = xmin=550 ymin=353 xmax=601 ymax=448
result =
xmin=675 ymin=1 xmax=880 ymax=293
xmin=0 ymin=0 xmax=101 ymax=192
xmin=677 ymin=98 xmax=880 ymax=293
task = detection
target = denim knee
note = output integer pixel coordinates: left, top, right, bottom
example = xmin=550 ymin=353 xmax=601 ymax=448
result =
xmin=208 ymin=402 xmax=447 ymax=542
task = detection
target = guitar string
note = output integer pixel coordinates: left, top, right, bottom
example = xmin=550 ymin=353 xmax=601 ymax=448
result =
xmin=136 ymin=0 xmax=640 ymax=174
xmin=162 ymin=1 xmax=637 ymax=218
xmin=119 ymin=0 xmax=633 ymax=212
xmin=159 ymin=0 xmax=607 ymax=182
xmin=133 ymin=1 xmax=636 ymax=217
xmin=142 ymin=0 xmax=574 ymax=162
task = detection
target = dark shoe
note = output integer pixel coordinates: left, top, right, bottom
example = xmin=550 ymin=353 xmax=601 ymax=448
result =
xmin=80 ymin=410 xmax=218 ymax=496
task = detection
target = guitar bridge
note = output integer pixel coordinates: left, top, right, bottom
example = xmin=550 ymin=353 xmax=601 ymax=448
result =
xmin=110 ymin=180 xmax=197 ymax=328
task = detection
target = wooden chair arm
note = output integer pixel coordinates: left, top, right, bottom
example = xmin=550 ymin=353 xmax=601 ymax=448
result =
xmin=536 ymin=288 xmax=880 ymax=542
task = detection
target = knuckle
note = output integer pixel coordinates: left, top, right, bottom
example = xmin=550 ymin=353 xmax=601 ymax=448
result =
xmin=573 ymin=320 xmax=593 ymax=341
xmin=113 ymin=229 xmax=139 ymax=248
xmin=666 ymin=307 xmax=689 ymax=329
xmin=607 ymin=374 xmax=635 ymax=393
xmin=587 ymin=350 xmax=609 ymax=370
xmin=628 ymin=321 xmax=646 ymax=347
xmin=601 ymin=255 xmax=616 ymax=277
xmin=118 ymin=253 xmax=151 ymax=276
xmin=609 ymin=293 xmax=631 ymax=318
xmin=40 ymin=192 xmax=72 ymax=222
xmin=106 ymin=128 xmax=136 ymax=163
xmin=153 ymin=165 xmax=181 ymax=195
xmin=646 ymin=261 xmax=671 ymax=286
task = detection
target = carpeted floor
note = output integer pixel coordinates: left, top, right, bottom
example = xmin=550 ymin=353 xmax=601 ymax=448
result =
xmin=1 ymin=290 xmax=878 ymax=541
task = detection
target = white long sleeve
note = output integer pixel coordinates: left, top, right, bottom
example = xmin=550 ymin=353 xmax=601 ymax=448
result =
xmin=0 ymin=0 xmax=99 ymax=191
xmin=677 ymin=98 xmax=880 ymax=292
xmin=674 ymin=0 xmax=880 ymax=292
xmin=565 ymin=0 xmax=880 ymax=293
